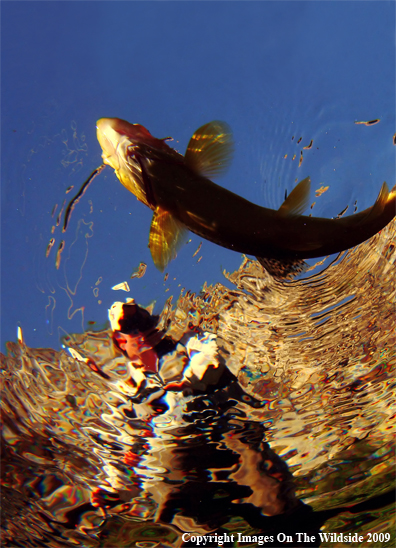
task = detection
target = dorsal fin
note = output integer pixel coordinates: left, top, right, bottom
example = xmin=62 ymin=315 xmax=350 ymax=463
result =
xmin=277 ymin=177 xmax=311 ymax=217
xmin=358 ymin=182 xmax=389 ymax=224
xmin=148 ymin=206 xmax=188 ymax=272
xmin=184 ymin=121 xmax=234 ymax=178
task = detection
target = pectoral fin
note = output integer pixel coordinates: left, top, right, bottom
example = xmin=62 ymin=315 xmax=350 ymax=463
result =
xmin=277 ymin=177 xmax=311 ymax=217
xmin=148 ymin=207 xmax=188 ymax=271
xmin=184 ymin=121 xmax=234 ymax=178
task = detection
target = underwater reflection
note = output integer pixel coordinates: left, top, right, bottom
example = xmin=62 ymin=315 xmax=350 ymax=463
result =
xmin=1 ymin=220 xmax=395 ymax=547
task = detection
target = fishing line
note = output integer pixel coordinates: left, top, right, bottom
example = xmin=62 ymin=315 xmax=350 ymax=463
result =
xmin=63 ymin=164 xmax=106 ymax=232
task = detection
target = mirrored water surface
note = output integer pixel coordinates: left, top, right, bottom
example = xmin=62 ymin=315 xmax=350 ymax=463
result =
xmin=2 ymin=221 xmax=395 ymax=547
xmin=1 ymin=2 xmax=395 ymax=547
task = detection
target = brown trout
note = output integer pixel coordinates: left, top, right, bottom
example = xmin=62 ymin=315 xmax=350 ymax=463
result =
xmin=96 ymin=117 xmax=396 ymax=273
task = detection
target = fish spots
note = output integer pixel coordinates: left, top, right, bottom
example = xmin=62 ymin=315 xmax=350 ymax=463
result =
xmin=130 ymin=262 xmax=147 ymax=279
xmin=315 ymin=186 xmax=329 ymax=198
xmin=111 ymin=281 xmax=130 ymax=292
xmin=354 ymin=119 xmax=380 ymax=126
xmin=298 ymin=151 xmax=303 ymax=167
xmin=66 ymin=186 xmax=74 ymax=194
xmin=303 ymin=140 xmax=313 ymax=150
xmin=393 ymin=134 xmax=396 ymax=145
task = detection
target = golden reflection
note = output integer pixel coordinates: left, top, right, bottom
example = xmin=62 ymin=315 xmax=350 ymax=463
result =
xmin=1 ymin=219 xmax=394 ymax=546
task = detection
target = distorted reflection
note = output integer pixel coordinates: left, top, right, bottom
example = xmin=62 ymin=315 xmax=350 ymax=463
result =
xmin=1 ymin=220 xmax=395 ymax=547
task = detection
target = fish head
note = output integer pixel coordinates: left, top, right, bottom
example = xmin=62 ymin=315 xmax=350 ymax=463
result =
xmin=96 ymin=118 xmax=175 ymax=207
xmin=97 ymin=118 xmax=134 ymax=170
xmin=97 ymin=118 xmax=171 ymax=167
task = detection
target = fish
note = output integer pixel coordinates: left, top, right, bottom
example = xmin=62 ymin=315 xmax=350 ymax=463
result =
xmin=96 ymin=117 xmax=396 ymax=274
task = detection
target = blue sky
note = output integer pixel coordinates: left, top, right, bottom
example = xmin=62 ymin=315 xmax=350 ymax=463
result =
xmin=2 ymin=1 xmax=395 ymax=350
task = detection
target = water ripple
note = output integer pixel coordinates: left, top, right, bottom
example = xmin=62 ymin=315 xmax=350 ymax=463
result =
xmin=1 ymin=220 xmax=394 ymax=546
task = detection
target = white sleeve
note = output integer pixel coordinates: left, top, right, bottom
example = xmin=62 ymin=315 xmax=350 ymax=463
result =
xmin=183 ymin=333 xmax=220 ymax=383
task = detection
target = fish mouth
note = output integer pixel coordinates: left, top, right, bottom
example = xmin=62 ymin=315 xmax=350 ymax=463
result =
xmin=96 ymin=118 xmax=150 ymax=206
xmin=96 ymin=118 xmax=154 ymax=170
xmin=96 ymin=118 xmax=126 ymax=170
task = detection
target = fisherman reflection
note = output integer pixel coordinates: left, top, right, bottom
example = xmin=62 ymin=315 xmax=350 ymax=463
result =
xmin=92 ymin=300 xmax=321 ymax=547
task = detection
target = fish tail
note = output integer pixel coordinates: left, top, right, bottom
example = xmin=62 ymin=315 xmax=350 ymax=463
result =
xmin=256 ymin=257 xmax=308 ymax=279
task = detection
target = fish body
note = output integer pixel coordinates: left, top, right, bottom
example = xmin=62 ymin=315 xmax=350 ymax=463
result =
xmin=97 ymin=117 xmax=396 ymax=272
